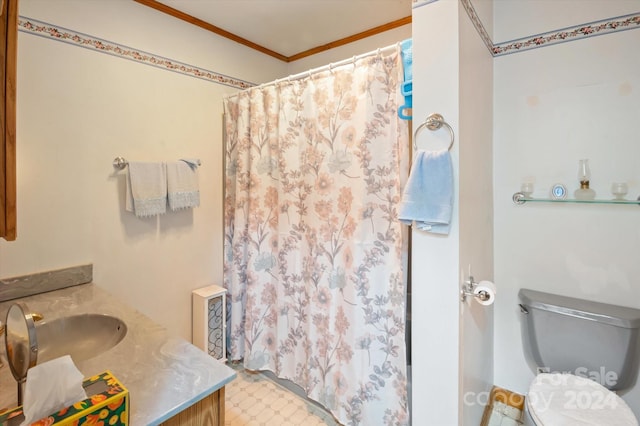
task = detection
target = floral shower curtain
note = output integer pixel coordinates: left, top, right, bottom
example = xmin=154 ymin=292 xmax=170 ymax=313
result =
xmin=223 ymin=47 xmax=409 ymax=425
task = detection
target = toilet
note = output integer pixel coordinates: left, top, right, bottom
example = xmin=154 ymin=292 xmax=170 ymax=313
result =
xmin=519 ymin=289 xmax=640 ymax=425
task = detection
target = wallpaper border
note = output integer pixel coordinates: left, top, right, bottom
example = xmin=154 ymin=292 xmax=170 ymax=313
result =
xmin=492 ymin=12 xmax=640 ymax=56
xmin=459 ymin=0 xmax=493 ymax=54
xmin=458 ymin=0 xmax=640 ymax=57
xmin=18 ymin=8 xmax=640 ymax=79
xmin=18 ymin=16 xmax=255 ymax=89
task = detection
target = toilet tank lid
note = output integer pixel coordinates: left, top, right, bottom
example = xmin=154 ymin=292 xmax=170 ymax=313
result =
xmin=519 ymin=289 xmax=640 ymax=329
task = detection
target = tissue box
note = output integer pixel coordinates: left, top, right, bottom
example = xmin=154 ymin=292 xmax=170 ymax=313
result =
xmin=0 ymin=371 xmax=129 ymax=426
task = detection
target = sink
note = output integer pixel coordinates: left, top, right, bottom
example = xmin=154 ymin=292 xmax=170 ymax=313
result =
xmin=35 ymin=314 xmax=127 ymax=364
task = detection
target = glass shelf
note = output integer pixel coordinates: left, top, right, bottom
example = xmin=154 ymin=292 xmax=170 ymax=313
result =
xmin=512 ymin=192 xmax=640 ymax=205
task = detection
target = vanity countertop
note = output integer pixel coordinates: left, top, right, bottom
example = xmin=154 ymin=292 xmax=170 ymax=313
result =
xmin=0 ymin=283 xmax=236 ymax=425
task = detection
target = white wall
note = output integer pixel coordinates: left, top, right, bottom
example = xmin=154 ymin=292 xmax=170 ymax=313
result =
xmin=412 ymin=1 xmax=494 ymax=424
xmin=412 ymin=2 xmax=461 ymax=423
xmin=458 ymin=1 xmax=495 ymax=423
xmin=0 ymin=0 xmax=287 ymax=341
xmin=493 ymin=27 xmax=640 ymax=417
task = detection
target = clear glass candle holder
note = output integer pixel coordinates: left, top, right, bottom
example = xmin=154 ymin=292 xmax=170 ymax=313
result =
xmin=611 ymin=182 xmax=628 ymax=200
xmin=520 ymin=182 xmax=534 ymax=197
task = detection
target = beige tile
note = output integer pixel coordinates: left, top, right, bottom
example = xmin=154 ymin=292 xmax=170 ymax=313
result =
xmin=268 ymin=395 xmax=290 ymax=411
xmin=265 ymin=413 xmax=287 ymax=426
xmin=226 ymin=412 xmax=252 ymax=426
xmin=253 ymin=383 xmax=276 ymax=400
xmin=228 ymin=392 xmax=247 ymax=405
xmin=245 ymin=402 xmax=267 ymax=417
xmin=291 ymin=408 xmax=316 ymax=424
xmin=254 ymin=406 xmax=277 ymax=422
xmin=278 ymin=399 xmax=302 ymax=418
xmin=225 ymin=366 xmax=341 ymax=425
xmin=238 ymin=394 xmax=259 ymax=409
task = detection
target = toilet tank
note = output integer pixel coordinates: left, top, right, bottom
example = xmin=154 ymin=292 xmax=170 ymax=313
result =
xmin=519 ymin=289 xmax=640 ymax=391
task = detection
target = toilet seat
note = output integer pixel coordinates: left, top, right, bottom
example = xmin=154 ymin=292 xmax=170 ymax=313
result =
xmin=528 ymin=373 xmax=638 ymax=426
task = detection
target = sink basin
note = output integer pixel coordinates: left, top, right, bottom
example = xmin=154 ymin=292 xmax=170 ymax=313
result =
xmin=35 ymin=314 xmax=127 ymax=364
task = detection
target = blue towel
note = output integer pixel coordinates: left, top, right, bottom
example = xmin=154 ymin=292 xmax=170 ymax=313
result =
xmin=398 ymin=150 xmax=453 ymax=234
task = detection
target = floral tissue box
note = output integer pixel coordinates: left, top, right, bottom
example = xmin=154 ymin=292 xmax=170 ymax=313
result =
xmin=0 ymin=371 xmax=129 ymax=426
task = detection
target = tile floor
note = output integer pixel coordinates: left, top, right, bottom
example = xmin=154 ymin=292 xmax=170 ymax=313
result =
xmin=225 ymin=363 xmax=340 ymax=426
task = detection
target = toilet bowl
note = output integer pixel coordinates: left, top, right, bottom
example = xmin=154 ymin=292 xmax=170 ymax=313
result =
xmin=519 ymin=289 xmax=640 ymax=426
xmin=526 ymin=373 xmax=637 ymax=425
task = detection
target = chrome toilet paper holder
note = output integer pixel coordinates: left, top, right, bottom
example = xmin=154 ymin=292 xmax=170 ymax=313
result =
xmin=460 ymin=276 xmax=491 ymax=302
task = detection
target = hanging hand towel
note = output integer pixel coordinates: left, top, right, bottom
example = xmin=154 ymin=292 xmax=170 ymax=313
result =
xmin=125 ymin=162 xmax=167 ymax=217
xmin=398 ymin=149 xmax=453 ymax=234
xmin=166 ymin=159 xmax=200 ymax=211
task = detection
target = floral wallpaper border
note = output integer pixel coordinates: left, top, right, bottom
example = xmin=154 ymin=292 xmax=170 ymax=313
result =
xmin=18 ymin=16 xmax=255 ymax=90
xmin=18 ymin=7 xmax=640 ymax=83
xmin=424 ymin=0 xmax=640 ymax=57
xmin=422 ymin=0 xmax=640 ymax=57
xmin=459 ymin=0 xmax=494 ymax=54
xmin=490 ymin=12 xmax=640 ymax=56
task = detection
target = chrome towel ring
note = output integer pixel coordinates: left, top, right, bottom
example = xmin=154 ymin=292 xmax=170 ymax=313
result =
xmin=413 ymin=113 xmax=454 ymax=152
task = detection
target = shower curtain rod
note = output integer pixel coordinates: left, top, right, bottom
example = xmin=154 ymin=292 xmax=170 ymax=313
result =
xmin=254 ymin=42 xmax=400 ymax=90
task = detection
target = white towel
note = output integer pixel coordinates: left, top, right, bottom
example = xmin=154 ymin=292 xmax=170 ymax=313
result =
xmin=166 ymin=159 xmax=200 ymax=211
xmin=398 ymin=150 xmax=453 ymax=234
xmin=125 ymin=162 xmax=167 ymax=217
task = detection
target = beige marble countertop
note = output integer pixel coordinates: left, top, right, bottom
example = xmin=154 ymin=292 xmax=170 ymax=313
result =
xmin=0 ymin=283 xmax=236 ymax=425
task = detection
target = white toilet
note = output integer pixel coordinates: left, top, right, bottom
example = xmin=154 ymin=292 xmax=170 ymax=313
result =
xmin=519 ymin=289 xmax=640 ymax=426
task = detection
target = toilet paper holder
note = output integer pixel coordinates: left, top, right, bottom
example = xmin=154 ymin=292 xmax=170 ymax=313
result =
xmin=460 ymin=276 xmax=492 ymax=303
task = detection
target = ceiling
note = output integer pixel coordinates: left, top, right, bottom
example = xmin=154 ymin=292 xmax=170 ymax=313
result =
xmin=140 ymin=0 xmax=640 ymax=62
xmin=148 ymin=0 xmax=412 ymax=60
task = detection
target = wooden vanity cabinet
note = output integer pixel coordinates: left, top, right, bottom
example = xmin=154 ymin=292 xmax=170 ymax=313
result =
xmin=159 ymin=388 xmax=226 ymax=426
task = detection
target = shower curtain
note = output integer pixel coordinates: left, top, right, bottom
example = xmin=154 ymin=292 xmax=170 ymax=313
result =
xmin=223 ymin=47 xmax=409 ymax=425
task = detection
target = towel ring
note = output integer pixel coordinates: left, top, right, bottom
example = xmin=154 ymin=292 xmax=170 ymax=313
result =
xmin=413 ymin=113 xmax=454 ymax=151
